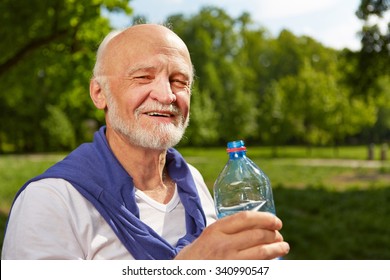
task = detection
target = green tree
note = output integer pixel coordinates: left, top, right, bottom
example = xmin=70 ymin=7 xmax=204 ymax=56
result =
xmin=2 ymin=3 xmax=386 ymax=151
xmin=339 ymin=0 xmax=390 ymax=143
xmin=263 ymin=60 xmax=376 ymax=150
xmin=41 ymin=104 xmax=76 ymax=150
xmin=0 ymin=0 xmax=132 ymax=152
xmin=251 ymin=29 xmax=341 ymax=146
xmin=353 ymin=0 xmax=390 ymax=96
xmin=168 ymin=7 xmax=258 ymax=145
xmin=168 ymin=6 xmax=380 ymax=147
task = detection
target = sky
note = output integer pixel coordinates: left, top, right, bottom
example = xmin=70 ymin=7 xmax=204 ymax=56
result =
xmin=108 ymin=0 xmax=389 ymax=51
xmin=109 ymin=0 xmax=390 ymax=50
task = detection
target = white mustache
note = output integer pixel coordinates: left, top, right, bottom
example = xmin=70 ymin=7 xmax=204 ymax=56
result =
xmin=136 ymin=102 xmax=181 ymax=116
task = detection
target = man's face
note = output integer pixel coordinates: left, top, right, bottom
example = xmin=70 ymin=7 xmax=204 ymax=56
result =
xmin=99 ymin=26 xmax=193 ymax=150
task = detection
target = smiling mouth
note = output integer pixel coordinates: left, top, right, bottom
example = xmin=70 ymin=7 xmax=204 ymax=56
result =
xmin=145 ymin=111 xmax=175 ymax=118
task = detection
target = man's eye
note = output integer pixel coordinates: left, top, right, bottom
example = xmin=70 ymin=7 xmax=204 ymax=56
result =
xmin=133 ymin=76 xmax=153 ymax=84
xmin=171 ymin=79 xmax=189 ymax=87
xmin=135 ymin=76 xmax=152 ymax=80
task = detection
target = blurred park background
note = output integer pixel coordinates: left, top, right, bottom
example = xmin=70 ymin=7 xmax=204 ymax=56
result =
xmin=0 ymin=0 xmax=389 ymax=259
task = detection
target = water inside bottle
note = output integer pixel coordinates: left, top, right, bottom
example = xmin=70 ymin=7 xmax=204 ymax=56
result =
xmin=217 ymin=200 xmax=266 ymax=219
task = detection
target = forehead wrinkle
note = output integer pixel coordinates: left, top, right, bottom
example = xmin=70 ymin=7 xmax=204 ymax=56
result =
xmin=101 ymin=25 xmax=193 ymax=80
xmin=125 ymin=55 xmax=192 ymax=77
xmin=125 ymin=65 xmax=157 ymax=76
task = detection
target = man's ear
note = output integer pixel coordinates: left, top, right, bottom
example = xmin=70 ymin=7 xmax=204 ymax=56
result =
xmin=90 ymin=79 xmax=107 ymax=110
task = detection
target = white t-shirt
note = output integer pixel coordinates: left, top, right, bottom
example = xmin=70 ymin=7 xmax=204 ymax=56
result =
xmin=2 ymin=165 xmax=217 ymax=260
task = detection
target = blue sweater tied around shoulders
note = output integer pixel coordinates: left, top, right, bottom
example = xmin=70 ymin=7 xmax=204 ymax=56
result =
xmin=11 ymin=126 xmax=207 ymax=259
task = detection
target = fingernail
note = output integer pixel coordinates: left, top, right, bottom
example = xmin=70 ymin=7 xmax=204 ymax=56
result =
xmin=283 ymin=242 xmax=290 ymax=253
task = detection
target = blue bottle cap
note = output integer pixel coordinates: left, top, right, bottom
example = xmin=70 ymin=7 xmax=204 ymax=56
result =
xmin=227 ymin=140 xmax=245 ymax=149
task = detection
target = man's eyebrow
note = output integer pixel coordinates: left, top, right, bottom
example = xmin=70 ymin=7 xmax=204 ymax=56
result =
xmin=171 ymin=66 xmax=192 ymax=78
xmin=124 ymin=65 xmax=193 ymax=81
xmin=125 ymin=66 xmax=156 ymax=76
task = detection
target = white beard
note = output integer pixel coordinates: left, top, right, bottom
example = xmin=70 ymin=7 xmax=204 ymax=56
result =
xmin=105 ymin=88 xmax=189 ymax=150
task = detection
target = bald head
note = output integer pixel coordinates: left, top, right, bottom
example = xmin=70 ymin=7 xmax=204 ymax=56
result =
xmin=93 ymin=24 xmax=193 ymax=83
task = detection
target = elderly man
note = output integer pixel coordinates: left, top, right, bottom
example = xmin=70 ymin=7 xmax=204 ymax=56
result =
xmin=2 ymin=24 xmax=289 ymax=260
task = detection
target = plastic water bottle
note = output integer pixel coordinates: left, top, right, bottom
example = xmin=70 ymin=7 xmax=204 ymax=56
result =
xmin=213 ymin=140 xmax=276 ymax=219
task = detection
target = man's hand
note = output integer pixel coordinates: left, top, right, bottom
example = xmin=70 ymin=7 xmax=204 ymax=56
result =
xmin=175 ymin=211 xmax=290 ymax=260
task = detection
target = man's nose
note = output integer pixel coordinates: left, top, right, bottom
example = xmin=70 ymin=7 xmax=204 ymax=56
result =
xmin=149 ymin=78 xmax=177 ymax=104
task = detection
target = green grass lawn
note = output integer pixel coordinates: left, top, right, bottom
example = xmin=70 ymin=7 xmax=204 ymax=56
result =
xmin=1 ymin=145 xmax=389 ymax=259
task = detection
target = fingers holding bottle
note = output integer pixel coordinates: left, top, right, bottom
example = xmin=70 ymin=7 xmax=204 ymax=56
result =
xmin=175 ymin=211 xmax=289 ymax=260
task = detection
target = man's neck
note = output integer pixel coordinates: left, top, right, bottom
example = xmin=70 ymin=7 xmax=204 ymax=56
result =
xmin=105 ymin=127 xmax=175 ymax=204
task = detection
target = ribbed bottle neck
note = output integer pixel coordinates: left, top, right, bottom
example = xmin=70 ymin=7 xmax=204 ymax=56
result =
xmin=228 ymin=151 xmax=247 ymax=159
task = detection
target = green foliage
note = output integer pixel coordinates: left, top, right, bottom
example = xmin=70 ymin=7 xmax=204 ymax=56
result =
xmin=183 ymin=86 xmax=219 ymax=146
xmin=169 ymin=6 xmax=388 ymax=148
xmin=264 ymin=60 xmax=377 ymax=146
xmin=356 ymin=0 xmax=389 ymax=53
xmin=362 ymin=76 xmax=390 ymax=142
xmin=352 ymin=0 xmax=390 ymax=96
xmin=0 ymin=2 xmax=389 ymax=152
xmin=41 ymin=105 xmax=76 ymax=150
xmin=168 ymin=7 xmax=259 ymax=144
xmin=0 ymin=0 xmax=131 ymax=152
